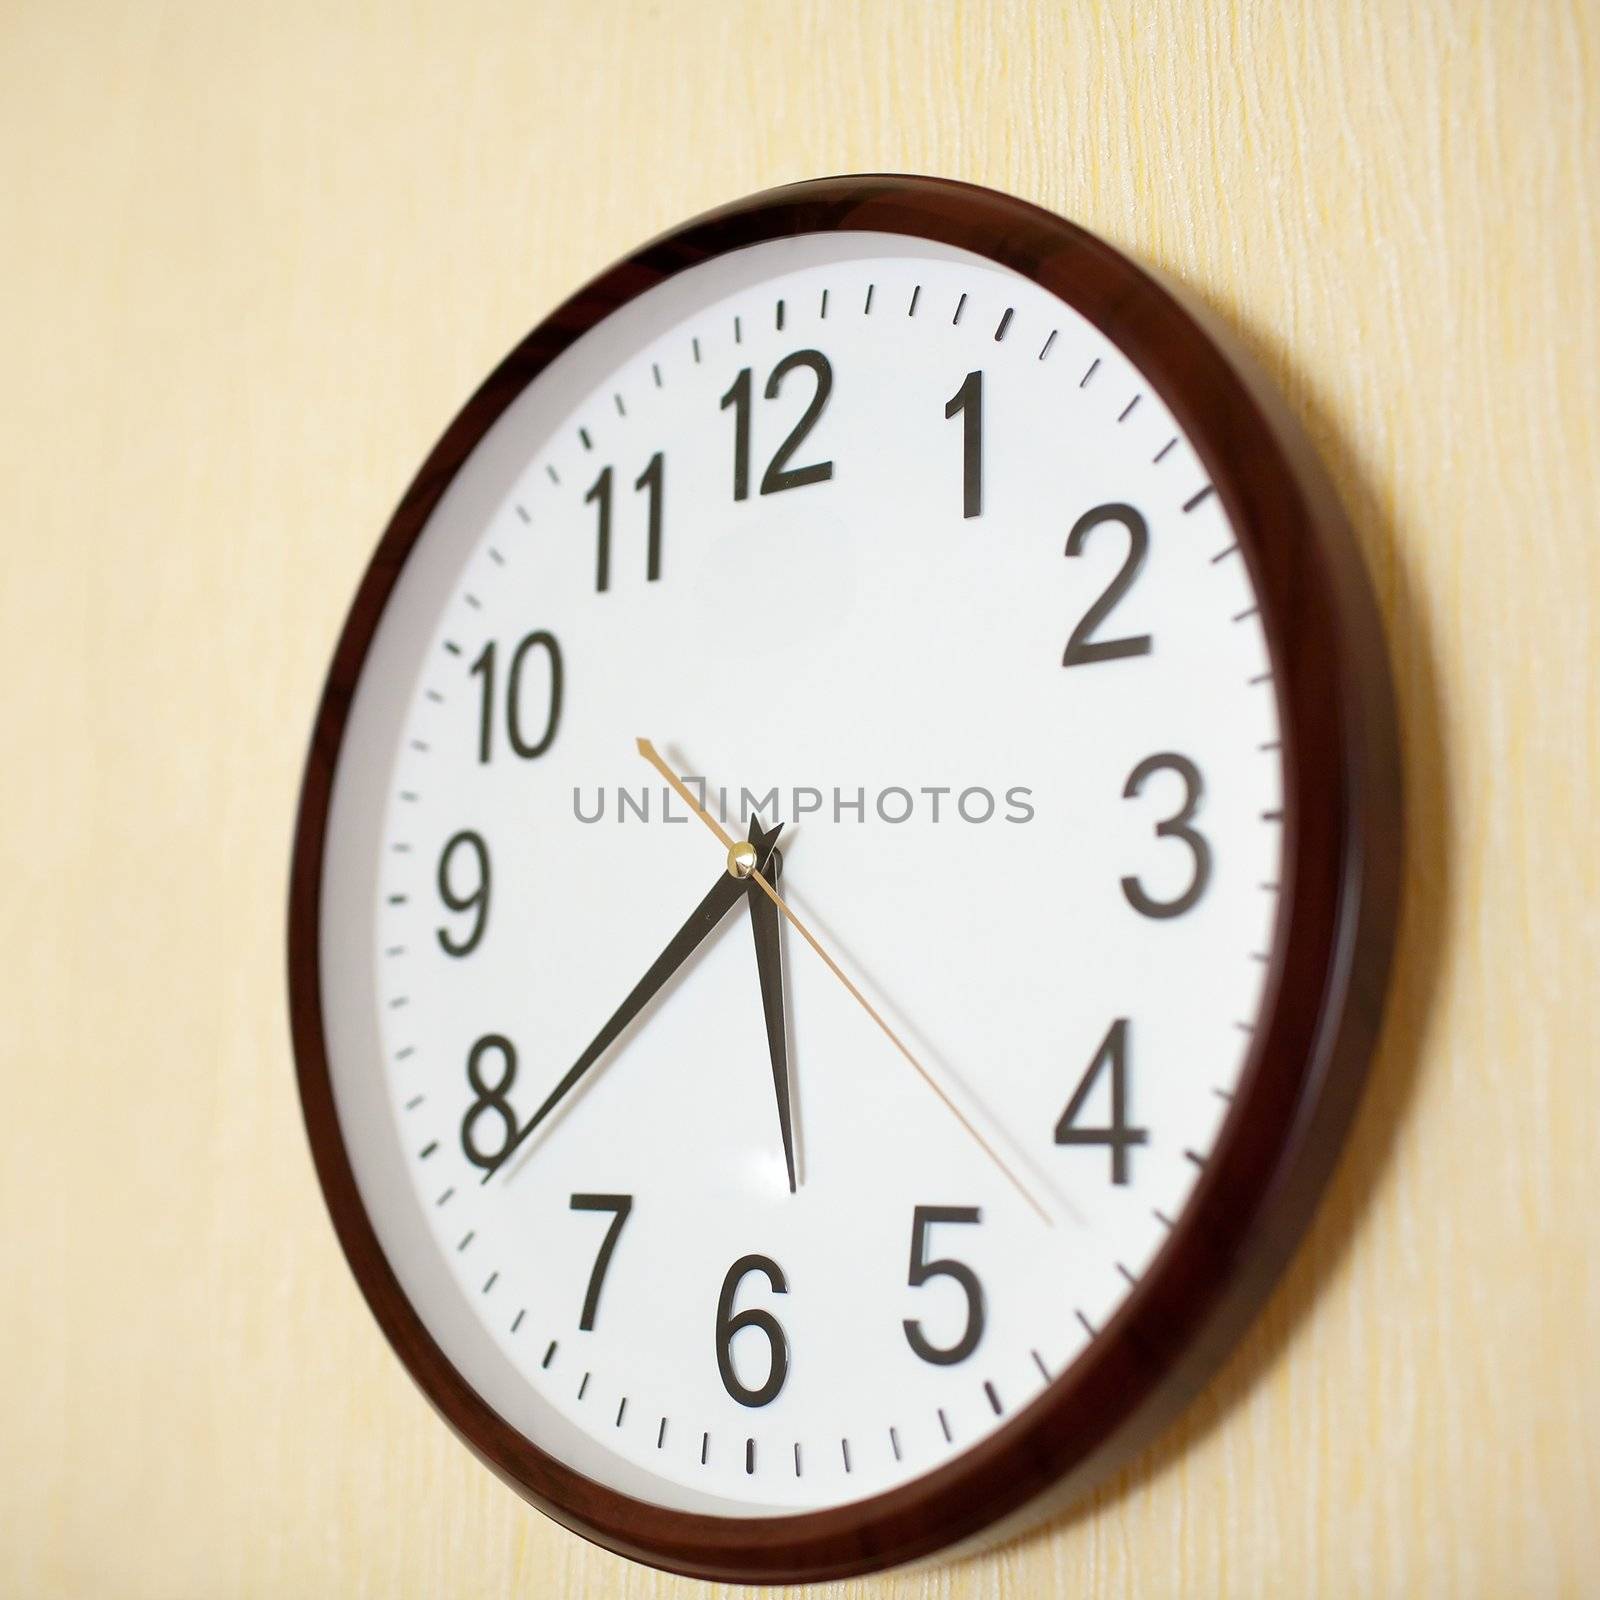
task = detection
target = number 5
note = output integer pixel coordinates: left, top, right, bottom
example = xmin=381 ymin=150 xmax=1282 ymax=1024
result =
xmin=903 ymin=1206 xmax=985 ymax=1366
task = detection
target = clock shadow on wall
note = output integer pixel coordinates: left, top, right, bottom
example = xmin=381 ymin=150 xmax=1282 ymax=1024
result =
xmin=1001 ymin=284 xmax=1451 ymax=1561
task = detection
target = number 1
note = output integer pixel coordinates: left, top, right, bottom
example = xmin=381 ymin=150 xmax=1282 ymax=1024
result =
xmin=945 ymin=369 xmax=983 ymax=518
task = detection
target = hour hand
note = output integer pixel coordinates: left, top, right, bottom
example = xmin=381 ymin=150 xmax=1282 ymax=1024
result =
xmin=746 ymin=815 xmax=797 ymax=1192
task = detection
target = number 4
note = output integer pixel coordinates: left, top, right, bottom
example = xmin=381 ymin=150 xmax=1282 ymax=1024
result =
xmin=1054 ymin=1019 xmax=1148 ymax=1185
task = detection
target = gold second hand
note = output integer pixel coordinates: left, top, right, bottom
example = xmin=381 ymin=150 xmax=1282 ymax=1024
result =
xmin=638 ymin=738 xmax=1053 ymax=1228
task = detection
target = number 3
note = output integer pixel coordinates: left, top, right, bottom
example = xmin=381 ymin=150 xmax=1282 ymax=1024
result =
xmin=1121 ymin=752 xmax=1212 ymax=919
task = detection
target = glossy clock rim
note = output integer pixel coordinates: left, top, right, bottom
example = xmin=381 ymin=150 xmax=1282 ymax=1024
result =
xmin=287 ymin=173 xmax=1402 ymax=1583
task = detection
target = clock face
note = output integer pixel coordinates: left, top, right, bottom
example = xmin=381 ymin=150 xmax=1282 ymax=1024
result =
xmin=292 ymin=178 xmax=1398 ymax=1579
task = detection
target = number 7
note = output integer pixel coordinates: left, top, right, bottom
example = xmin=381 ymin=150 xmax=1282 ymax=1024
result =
xmin=570 ymin=1193 xmax=633 ymax=1331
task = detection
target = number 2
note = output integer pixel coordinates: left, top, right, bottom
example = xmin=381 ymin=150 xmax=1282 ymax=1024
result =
xmin=1062 ymin=502 xmax=1152 ymax=666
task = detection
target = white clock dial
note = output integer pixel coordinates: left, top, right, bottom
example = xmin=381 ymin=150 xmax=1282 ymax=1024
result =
xmin=315 ymin=230 xmax=1282 ymax=1517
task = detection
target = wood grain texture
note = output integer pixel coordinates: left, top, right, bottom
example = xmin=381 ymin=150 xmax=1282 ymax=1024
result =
xmin=1 ymin=2 xmax=1594 ymax=1596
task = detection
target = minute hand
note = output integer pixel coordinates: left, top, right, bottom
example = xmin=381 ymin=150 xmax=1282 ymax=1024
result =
xmin=483 ymin=824 xmax=783 ymax=1182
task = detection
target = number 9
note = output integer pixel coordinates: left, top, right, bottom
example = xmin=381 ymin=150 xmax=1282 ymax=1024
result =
xmin=436 ymin=829 xmax=491 ymax=956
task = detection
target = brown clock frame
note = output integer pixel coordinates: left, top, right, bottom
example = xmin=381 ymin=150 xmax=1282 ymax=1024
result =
xmin=287 ymin=174 xmax=1402 ymax=1583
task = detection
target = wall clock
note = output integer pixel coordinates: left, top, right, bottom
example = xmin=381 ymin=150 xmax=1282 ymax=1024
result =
xmin=288 ymin=174 xmax=1400 ymax=1582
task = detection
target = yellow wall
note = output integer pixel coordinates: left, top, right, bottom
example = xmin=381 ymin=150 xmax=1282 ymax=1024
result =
xmin=3 ymin=3 xmax=1596 ymax=1595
